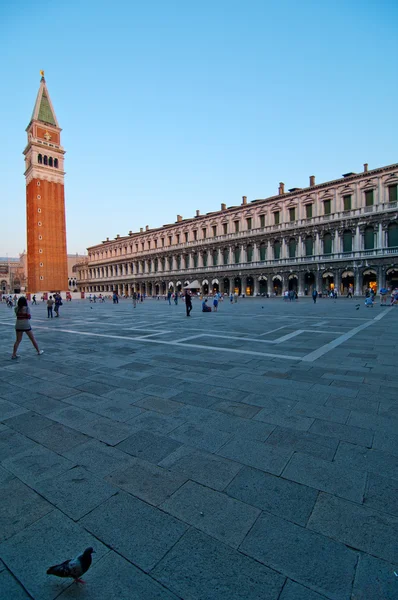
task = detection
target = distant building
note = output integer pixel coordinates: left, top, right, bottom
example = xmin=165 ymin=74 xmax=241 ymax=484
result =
xmin=0 ymin=254 xmax=27 ymax=294
xmin=67 ymin=254 xmax=88 ymax=290
xmin=78 ymin=162 xmax=398 ymax=297
xmin=24 ymin=73 xmax=68 ymax=292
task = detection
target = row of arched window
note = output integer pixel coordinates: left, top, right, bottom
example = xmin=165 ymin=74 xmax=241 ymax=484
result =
xmin=38 ymin=154 xmax=58 ymax=168
xmin=86 ymin=224 xmax=398 ymax=277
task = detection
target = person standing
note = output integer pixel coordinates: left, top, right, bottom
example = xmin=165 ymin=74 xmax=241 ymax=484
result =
xmin=213 ymin=295 xmax=219 ymax=312
xmin=185 ymin=291 xmax=192 ymax=317
xmin=11 ymin=296 xmax=44 ymax=359
xmin=167 ymin=290 xmax=172 ymax=305
xmin=47 ymin=295 xmax=54 ymax=318
xmin=132 ymin=291 xmax=137 ymax=308
xmin=54 ymin=294 xmax=62 ymax=317
xmin=312 ymin=289 xmax=318 ymax=304
xmin=347 ymin=286 xmax=353 ymax=298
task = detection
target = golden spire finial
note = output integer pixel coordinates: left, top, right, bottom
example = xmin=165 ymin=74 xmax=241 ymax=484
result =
xmin=40 ymin=70 xmax=45 ymax=78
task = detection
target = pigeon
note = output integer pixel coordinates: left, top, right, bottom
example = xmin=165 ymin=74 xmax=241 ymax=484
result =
xmin=47 ymin=547 xmax=95 ymax=584
xmin=355 ymin=304 xmax=360 ymax=310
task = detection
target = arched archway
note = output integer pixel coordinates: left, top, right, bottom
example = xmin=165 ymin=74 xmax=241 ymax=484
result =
xmin=162 ymin=281 xmax=167 ymax=295
xmin=212 ymin=279 xmax=219 ymax=294
xmin=258 ymin=276 xmax=268 ymax=296
xmin=322 ymin=271 xmax=334 ymax=293
xmin=246 ymin=276 xmax=253 ymax=296
xmin=288 ymin=274 xmax=298 ymax=292
xmin=1 ymin=280 xmax=7 ymax=292
xmin=386 ymin=267 xmax=398 ymax=289
xmin=234 ymin=277 xmax=241 ymax=295
xmin=272 ymin=275 xmax=282 ymax=296
xmin=13 ymin=278 xmax=21 ymax=293
xmin=202 ymin=279 xmax=209 ymax=295
xmin=304 ymin=272 xmax=315 ymax=294
xmin=148 ymin=282 xmax=153 ymax=296
xmin=176 ymin=281 xmax=182 ymax=292
xmin=362 ymin=269 xmax=377 ymax=294
xmin=341 ymin=270 xmax=354 ymax=295
xmin=223 ymin=278 xmax=230 ymax=294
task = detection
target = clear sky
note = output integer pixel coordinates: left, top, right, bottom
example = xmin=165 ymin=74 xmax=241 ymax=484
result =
xmin=1 ymin=0 xmax=397 ymax=256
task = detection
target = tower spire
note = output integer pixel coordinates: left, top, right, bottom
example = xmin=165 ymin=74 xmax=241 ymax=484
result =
xmin=30 ymin=72 xmax=58 ymax=127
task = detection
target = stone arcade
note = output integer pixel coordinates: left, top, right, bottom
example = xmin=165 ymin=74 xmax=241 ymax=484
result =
xmin=78 ymin=163 xmax=398 ymax=297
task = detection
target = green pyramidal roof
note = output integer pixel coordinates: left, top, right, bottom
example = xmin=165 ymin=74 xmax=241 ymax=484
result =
xmin=38 ymin=90 xmax=57 ymax=125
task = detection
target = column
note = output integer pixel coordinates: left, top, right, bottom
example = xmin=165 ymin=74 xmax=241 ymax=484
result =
xmin=298 ymin=272 xmax=305 ymax=296
xmin=378 ymin=222 xmax=383 ymax=250
xmin=297 ymin=235 xmax=303 ymax=258
xmin=281 ymin=238 xmax=287 ymax=259
xmin=354 ymin=266 xmax=361 ymax=297
xmin=314 ymin=233 xmax=320 ymax=256
xmin=354 ymin=226 xmax=361 ymax=252
xmin=334 ymin=230 xmax=340 ymax=254
xmin=253 ymin=277 xmax=259 ymax=296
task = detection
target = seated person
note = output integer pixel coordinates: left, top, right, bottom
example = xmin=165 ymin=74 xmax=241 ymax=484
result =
xmin=364 ymin=296 xmax=374 ymax=307
xmin=202 ymin=299 xmax=212 ymax=312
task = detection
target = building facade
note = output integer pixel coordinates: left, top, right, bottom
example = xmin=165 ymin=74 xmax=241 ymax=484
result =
xmin=24 ymin=73 xmax=68 ymax=293
xmin=0 ymin=254 xmax=27 ymax=295
xmin=78 ymin=162 xmax=398 ymax=297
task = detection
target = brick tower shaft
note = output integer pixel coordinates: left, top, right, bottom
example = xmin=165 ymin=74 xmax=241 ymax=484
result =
xmin=24 ymin=73 xmax=68 ymax=292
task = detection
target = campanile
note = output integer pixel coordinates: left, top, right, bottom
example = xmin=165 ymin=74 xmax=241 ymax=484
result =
xmin=24 ymin=72 xmax=68 ymax=292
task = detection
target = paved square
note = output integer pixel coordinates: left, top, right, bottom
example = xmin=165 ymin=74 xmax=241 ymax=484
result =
xmin=0 ymin=297 xmax=397 ymax=599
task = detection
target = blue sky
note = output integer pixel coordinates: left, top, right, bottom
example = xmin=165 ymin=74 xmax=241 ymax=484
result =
xmin=1 ymin=0 xmax=397 ymax=256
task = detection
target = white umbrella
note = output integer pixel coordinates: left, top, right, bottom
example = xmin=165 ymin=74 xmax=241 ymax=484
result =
xmin=183 ymin=280 xmax=201 ymax=289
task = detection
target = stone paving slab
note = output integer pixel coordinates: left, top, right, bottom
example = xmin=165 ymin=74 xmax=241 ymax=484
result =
xmin=33 ymin=465 xmax=118 ymax=520
xmin=307 ymin=492 xmax=398 ymax=564
xmin=218 ymin=438 xmax=292 ymax=475
xmin=1 ymin=298 xmax=398 ymax=599
xmin=80 ymin=491 xmax=188 ymax=572
xmin=226 ymin=466 xmax=318 ymax=526
xmin=152 ymin=528 xmax=285 ymax=600
xmin=0 ymin=510 xmax=109 ymax=600
xmin=63 ymin=439 xmax=136 ymax=476
xmin=0 ymin=477 xmax=53 ymax=542
xmin=2 ymin=445 xmax=75 ymax=486
xmin=161 ymin=480 xmax=260 ymax=548
xmin=106 ymin=458 xmax=187 ymax=506
xmin=240 ymin=510 xmax=358 ymax=599
xmin=0 ymin=569 xmax=32 ymax=600
xmin=159 ymin=445 xmax=242 ymax=491
xmin=351 ymin=553 xmax=398 ymax=600
xmin=282 ymin=451 xmax=367 ymax=502
xmin=279 ymin=580 xmax=329 ymax=600
xmin=56 ymin=551 xmax=180 ymax=599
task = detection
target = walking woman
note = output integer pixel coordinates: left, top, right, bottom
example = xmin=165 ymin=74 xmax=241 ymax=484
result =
xmin=11 ymin=297 xmax=44 ymax=359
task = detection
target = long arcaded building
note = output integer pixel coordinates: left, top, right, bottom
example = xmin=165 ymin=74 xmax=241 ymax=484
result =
xmin=77 ymin=162 xmax=398 ymax=297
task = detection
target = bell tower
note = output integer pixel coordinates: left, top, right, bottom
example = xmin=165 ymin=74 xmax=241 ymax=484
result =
xmin=24 ymin=72 xmax=68 ymax=292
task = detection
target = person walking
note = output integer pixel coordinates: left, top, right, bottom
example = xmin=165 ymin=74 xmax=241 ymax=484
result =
xmin=213 ymin=295 xmax=219 ymax=312
xmin=32 ymin=294 xmax=37 ymax=305
xmin=54 ymin=294 xmax=62 ymax=317
xmin=312 ymin=289 xmax=318 ymax=304
xmin=11 ymin=296 xmax=44 ymax=359
xmin=47 ymin=295 xmax=54 ymax=318
xmin=347 ymin=286 xmax=353 ymax=299
xmin=185 ymin=291 xmax=192 ymax=317
xmin=132 ymin=291 xmax=137 ymax=308
xmin=167 ymin=290 xmax=172 ymax=305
